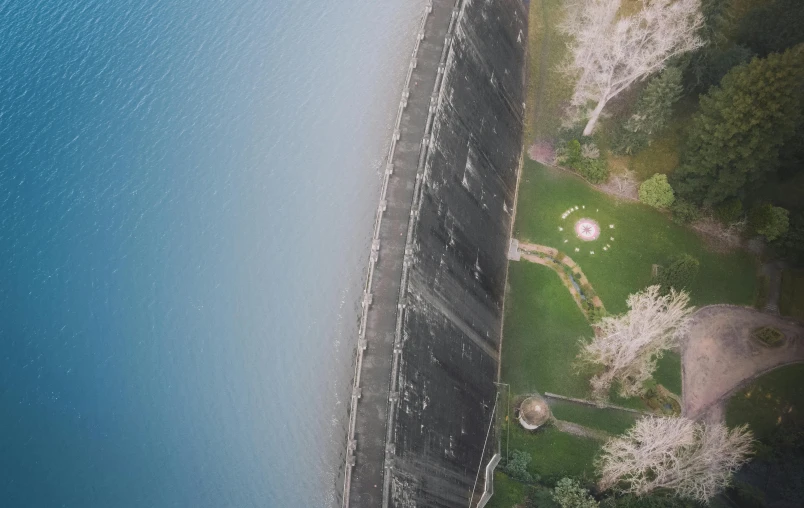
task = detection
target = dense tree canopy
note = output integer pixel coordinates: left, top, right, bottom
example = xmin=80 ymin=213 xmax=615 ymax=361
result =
xmin=736 ymin=0 xmax=804 ymax=57
xmin=612 ymin=67 xmax=684 ymax=155
xmin=673 ymin=45 xmax=804 ymax=205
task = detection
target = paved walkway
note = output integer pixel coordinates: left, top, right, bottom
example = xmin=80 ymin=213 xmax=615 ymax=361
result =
xmin=681 ymin=305 xmax=804 ymax=422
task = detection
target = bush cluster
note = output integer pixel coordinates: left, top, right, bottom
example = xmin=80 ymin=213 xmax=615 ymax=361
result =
xmin=504 ymin=450 xmax=537 ymax=484
xmin=653 ymin=254 xmax=699 ymax=294
xmin=556 ymin=140 xmax=609 ymax=184
xmin=670 ymin=199 xmax=700 ymax=224
xmin=639 ymin=174 xmax=675 ymax=209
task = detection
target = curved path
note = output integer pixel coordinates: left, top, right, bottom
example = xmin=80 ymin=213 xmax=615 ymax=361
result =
xmin=514 ymin=241 xmax=605 ymax=320
xmin=681 ymin=305 xmax=804 ymax=422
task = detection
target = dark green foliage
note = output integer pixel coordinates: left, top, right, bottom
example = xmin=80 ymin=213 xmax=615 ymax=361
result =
xmin=639 ymin=174 xmax=675 ymax=209
xmin=737 ymin=0 xmax=804 ymax=57
xmin=749 ymin=204 xmax=790 ymax=241
xmin=504 ymin=449 xmax=536 ymax=484
xmin=670 ymin=199 xmax=701 ymax=224
xmin=587 ymin=307 xmax=607 ymax=324
xmin=774 ymin=212 xmax=804 ymax=264
xmin=576 ymin=157 xmax=609 ymax=184
xmin=525 ymin=485 xmax=561 ymax=508
xmin=552 ymin=477 xmax=598 ymax=508
xmin=653 ymin=254 xmax=700 ymax=293
xmin=680 ymin=0 xmax=737 ymax=92
xmin=696 ymin=45 xmax=755 ymax=93
xmin=714 ymin=197 xmax=743 ymax=224
xmin=673 ymin=46 xmax=804 ymax=205
xmin=728 ymin=481 xmax=767 ymax=508
xmin=558 ymin=139 xmax=609 ymax=184
xmin=611 ymin=68 xmax=683 ymax=155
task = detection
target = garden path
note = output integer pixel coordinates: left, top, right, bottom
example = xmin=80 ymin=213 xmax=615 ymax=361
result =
xmin=514 ymin=241 xmax=605 ymax=320
xmin=553 ymin=420 xmax=609 ymax=441
xmin=681 ymin=305 xmax=804 ymax=423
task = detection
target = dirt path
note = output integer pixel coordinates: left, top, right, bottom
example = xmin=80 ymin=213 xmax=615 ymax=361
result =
xmin=681 ymin=305 xmax=804 ymax=422
xmin=553 ymin=419 xmax=610 ymax=441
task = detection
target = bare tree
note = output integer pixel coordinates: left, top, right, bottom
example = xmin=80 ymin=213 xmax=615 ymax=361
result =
xmin=577 ymin=285 xmax=693 ymax=398
xmin=561 ymin=0 xmax=704 ymax=135
xmin=597 ymin=417 xmax=753 ymax=502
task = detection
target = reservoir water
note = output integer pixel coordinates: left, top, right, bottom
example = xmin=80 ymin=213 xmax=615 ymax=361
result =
xmin=0 ymin=0 xmax=424 ymax=505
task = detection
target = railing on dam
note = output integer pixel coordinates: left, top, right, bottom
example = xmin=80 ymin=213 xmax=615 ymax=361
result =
xmin=340 ymin=2 xmax=435 ymax=507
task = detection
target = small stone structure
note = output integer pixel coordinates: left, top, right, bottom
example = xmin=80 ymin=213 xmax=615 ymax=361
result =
xmin=518 ymin=394 xmax=551 ymax=430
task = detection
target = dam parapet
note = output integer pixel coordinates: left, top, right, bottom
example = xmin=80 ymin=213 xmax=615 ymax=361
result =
xmin=343 ymin=1 xmax=526 ymax=506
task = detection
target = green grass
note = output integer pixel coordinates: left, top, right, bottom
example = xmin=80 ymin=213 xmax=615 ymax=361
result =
xmin=654 ymin=351 xmax=682 ymax=396
xmin=780 ymin=269 xmax=804 ymax=320
xmin=485 ymin=471 xmax=526 ymax=508
xmin=726 ymin=364 xmax=804 ymax=442
xmin=502 ymin=262 xmax=593 ymax=397
xmin=508 ymin=425 xmax=601 ymax=481
xmin=515 ymin=162 xmax=759 ymax=314
xmin=548 ymin=399 xmax=640 ymax=435
xmin=525 ymin=0 xmax=572 ymax=142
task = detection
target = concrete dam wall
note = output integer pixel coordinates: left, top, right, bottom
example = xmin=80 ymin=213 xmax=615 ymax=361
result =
xmin=342 ymin=0 xmax=526 ymax=506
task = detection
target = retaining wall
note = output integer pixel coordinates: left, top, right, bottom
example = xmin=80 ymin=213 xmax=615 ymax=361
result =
xmin=342 ymin=1 xmax=526 ymax=506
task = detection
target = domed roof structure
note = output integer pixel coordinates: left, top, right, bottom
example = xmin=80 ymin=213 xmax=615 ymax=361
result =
xmin=518 ymin=395 xmax=550 ymax=430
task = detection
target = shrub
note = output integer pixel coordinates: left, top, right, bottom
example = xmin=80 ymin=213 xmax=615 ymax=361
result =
xmin=556 ymin=139 xmax=583 ymax=168
xmin=653 ymin=254 xmax=700 ymax=293
xmin=552 ymin=478 xmax=598 ymax=508
xmin=670 ymin=199 xmax=701 ymax=224
xmin=588 ymin=307 xmax=608 ymax=323
xmin=751 ymin=326 xmax=784 ymax=347
xmin=749 ymin=204 xmax=790 ymax=241
xmin=639 ymin=174 xmax=675 ymax=209
xmin=558 ymin=139 xmax=610 ymax=184
xmin=715 ymin=197 xmax=743 ymax=224
xmin=577 ymin=157 xmax=609 ymax=184
xmin=504 ymin=449 xmax=536 ymax=484
xmin=773 ymin=211 xmax=804 ymax=263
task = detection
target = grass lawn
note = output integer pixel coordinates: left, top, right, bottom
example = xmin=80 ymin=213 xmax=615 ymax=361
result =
xmin=485 ymin=472 xmax=526 ymax=508
xmin=780 ymin=269 xmax=804 ymax=321
xmin=525 ymin=0 xmax=572 ymax=143
xmin=515 ymin=161 xmax=759 ymax=314
xmin=654 ymin=351 xmax=682 ymax=396
xmin=726 ymin=364 xmax=804 ymax=442
xmin=548 ymin=399 xmax=640 ymax=435
xmin=502 ymin=261 xmax=592 ymax=397
xmin=507 ymin=424 xmax=601 ymax=482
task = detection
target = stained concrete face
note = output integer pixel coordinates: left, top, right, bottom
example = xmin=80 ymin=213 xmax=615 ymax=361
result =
xmin=390 ymin=0 xmax=526 ymax=505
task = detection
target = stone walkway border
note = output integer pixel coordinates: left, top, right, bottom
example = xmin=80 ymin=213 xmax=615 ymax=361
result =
xmin=513 ymin=240 xmax=605 ymax=320
xmin=340 ymin=3 xmax=435 ymax=506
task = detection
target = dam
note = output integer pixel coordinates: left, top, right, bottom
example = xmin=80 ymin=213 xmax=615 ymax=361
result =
xmin=342 ymin=0 xmax=527 ymax=506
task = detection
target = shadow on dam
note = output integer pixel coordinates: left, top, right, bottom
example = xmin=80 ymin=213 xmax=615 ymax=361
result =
xmin=342 ymin=0 xmax=527 ymax=506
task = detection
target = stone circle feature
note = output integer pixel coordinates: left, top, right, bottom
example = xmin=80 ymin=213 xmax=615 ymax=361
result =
xmin=574 ymin=218 xmax=601 ymax=241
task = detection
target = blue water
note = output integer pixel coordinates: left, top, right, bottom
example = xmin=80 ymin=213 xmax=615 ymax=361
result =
xmin=0 ymin=1 xmax=423 ymax=505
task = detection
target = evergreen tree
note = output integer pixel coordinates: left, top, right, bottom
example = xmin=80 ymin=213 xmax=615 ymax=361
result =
xmin=737 ymin=0 xmax=804 ymax=57
xmin=673 ymin=45 xmax=804 ymax=205
xmin=612 ymin=68 xmax=684 ymax=155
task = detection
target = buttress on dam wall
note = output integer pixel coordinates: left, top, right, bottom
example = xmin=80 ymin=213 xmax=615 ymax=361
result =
xmin=342 ymin=0 xmax=526 ymax=506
